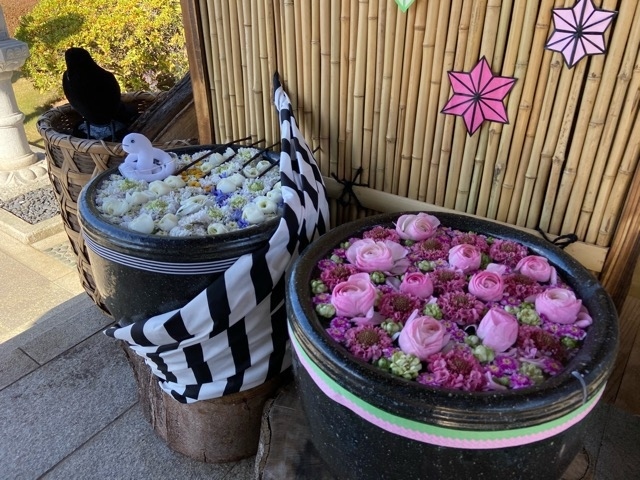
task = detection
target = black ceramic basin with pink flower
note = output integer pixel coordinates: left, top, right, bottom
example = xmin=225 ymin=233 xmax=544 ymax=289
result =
xmin=286 ymin=211 xmax=618 ymax=480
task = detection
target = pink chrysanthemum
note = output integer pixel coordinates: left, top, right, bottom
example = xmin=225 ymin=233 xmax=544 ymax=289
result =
xmin=325 ymin=317 xmax=352 ymax=343
xmin=502 ymin=273 xmax=545 ymax=299
xmin=508 ymin=373 xmax=535 ymax=389
xmin=429 ymin=268 xmax=467 ymax=295
xmin=450 ymin=231 xmax=490 ymax=253
xmin=517 ymin=325 xmax=567 ymax=362
xmin=343 ymin=325 xmax=393 ymax=362
xmin=489 ymin=239 xmax=528 ymax=267
xmin=411 ymin=236 xmax=452 ymax=261
xmin=494 ymin=354 xmax=519 ymax=375
xmin=312 ymin=293 xmax=332 ymax=305
xmin=419 ymin=345 xmax=486 ymax=391
xmin=378 ymin=292 xmax=422 ymax=323
xmin=544 ymin=322 xmax=587 ymax=341
xmin=319 ymin=263 xmax=360 ymax=290
xmin=441 ymin=319 xmax=467 ymax=343
xmin=363 ymin=225 xmax=401 ymax=243
xmin=437 ymin=292 xmax=485 ymax=326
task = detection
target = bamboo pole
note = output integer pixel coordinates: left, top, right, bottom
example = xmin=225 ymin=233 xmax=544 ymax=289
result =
xmin=380 ymin=8 xmax=407 ymax=193
xmin=596 ymin=111 xmax=640 ymax=246
xmin=374 ymin=1 xmax=397 ymax=190
xmin=367 ymin=0 xmax=386 ymax=188
xmin=408 ymin=1 xmax=440 ymax=199
xmin=256 ymin=1 xmax=270 ymax=142
xmin=351 ymin=0 xmax=370 ymax=185
xmin=397 ymin=0 xmax=429 ymax=198
xmin=210 ymin=0 xmax=232 ymax=142
xmin=568 ymin=1 xmax=640 ymax=238
xmin=319 ymin=0 xmax=330 ymax=177
xmin=329 ymin=0 xmax=341 ymax=180
xmin=418 ymin=0 xmax=450 ymax=203
xmin=451 ymin=0 xmax=488 ymax=212
xmin=300 ymin=0 xmax=312 ymax=141
xmin=337 ymin=1 xmax=351 ymax=180
xmin=361 ymin=0 xmax=379 ymax=188
xmin=265 ymin=0 xmax=279 ymax=142
xmin=311 ymin=0 xmax=322 ymax=168
xmin=438 ymin=0 xmax=472 ymax=207
xmin=219 ymin=0 xmax=240 ymax=138
xmin=250 ymin=3 xmax=264 ymax=143
xmin=282 ymin=0 xmax=298 ymax=115
xmin=198 ymin=0 xmax=218 ymax=142
xmin=484 ymin=0 xmax=527 ymax=219
xmin=239 ymin=1 xmax=255 ymax=142
xmin=475 ymin=0 xmax=514 ymax=217
xmin=229 ymin=1 xmax=246 ymax=137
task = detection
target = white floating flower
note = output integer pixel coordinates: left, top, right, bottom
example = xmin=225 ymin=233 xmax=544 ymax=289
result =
xmin=176 ymin=195 xmax=209 ymax=216
xmin=164 ymin=175 xmax=186 ymax=188
xmin=126 ymin=190 xmax=156 ymax=205
xmin=256 ymin=160 xmax=272 ymax=173
xmin=229 ymin=172 xmax=246 ymax=187
xmin=128 ymin=214 xmax=155 ymax=234
xmin=148 ymin=180 xmax=173 ymax=196
xmin=207 ymin=223 xmax=229 ymax=235
xmin=254 ymin=196 xmax=278 ymax=214
xmin=243 ymin=166 xmax=259 ymax=178
xmin=209 ymin=153 xmax=225 ymax=166
xmin=199 ymin=162 xmax=214 ymax=174
xmin=242 ymin=204 xmax=266 ymax=224
xmin=266 ymin=189 xmax=283 ymax=204
xmin=223 ymin=147 xmax=236 ymax=159
xmin=217 ymin=178 xmax=238 ymax=194
xmin=102 ymin=197 xmax=130 ymax=216
xmin=158 ymin=213 xmax=179 ymax=232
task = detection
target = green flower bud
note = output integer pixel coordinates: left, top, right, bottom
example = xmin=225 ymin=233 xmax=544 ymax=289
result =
xmin=340 ymin=241 xmax=351 ymax=249
xmin=330 ymin=254 xmax=343 ymax=263
xmin=376 ymin=357 xmax=391 ymax=371
xmin=381 ymin=320 xmax=402 ymax=335
xmin=496 ymin=376 xmax=510 ymax=386
xmin=422 ymin=303 xmax=443 ymax=320
xmin=370 ymin=271 xmax=386 ymax=284
xmin=519 ymin=362 xmax=545 ymax=384
xmin=388 ymin=351 xmax=422 ymax=380
xmin=562 ymin=337 xmax=578 ymax=349
xmin=480 ymin=253 xmax=491 ymax=269
xmin=403 ymin=239 xmax=415 ymax=247
xmin=504 ymin=305 xmax=519 ymax=315
xmin=473 ymin=345 xmax=495 ymax=363
xmin=315 ymin=303 xmax=336 ymax=318
xmin=310 ymin=279 xmax=328 ymax=294
xmin=417 ymin=260 xmax=435 ymax=272
xmin=465 ymin=335 xmax=481 ymax=347
xmin=517 ymin=308 xmax=542 ymax=326
xmin=248 ymin=181 xmax=264 ymax=192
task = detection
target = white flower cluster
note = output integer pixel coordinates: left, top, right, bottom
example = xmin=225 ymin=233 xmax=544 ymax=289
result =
xmin=94 ymin=147 xmax=282 ymax=237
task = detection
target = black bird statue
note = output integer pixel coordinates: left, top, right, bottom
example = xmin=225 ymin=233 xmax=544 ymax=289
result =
xmin=62 ymin=47 xmax=130 ymax=140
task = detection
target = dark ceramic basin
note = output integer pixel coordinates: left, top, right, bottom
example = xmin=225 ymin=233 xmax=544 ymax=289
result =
xmin=286 ymin=211 xmax=618 ymax=480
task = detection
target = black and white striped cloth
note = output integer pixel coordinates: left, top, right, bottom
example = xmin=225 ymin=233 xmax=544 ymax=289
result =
xmin=106 ymin=75 xmax=329 ymax=403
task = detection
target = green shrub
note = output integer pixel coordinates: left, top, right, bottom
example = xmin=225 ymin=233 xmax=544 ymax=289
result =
xmin=15 ymin=0 xmax=188 ymax=94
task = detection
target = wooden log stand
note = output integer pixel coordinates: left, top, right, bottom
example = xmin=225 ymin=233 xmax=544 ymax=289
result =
xmin=120 ymin=342 xmax=288 ymax=463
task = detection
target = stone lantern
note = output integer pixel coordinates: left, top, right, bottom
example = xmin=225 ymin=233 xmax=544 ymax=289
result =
xmin=0 ymin=6 xmax=41 ymax=184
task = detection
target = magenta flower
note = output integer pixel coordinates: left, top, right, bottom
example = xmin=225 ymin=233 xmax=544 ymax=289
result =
xmin=422 ymin=345 xmax=487 ymax=391
xmin=503 ymin=273 xmax=544 ymax=300
xmin=437 ymin=292 xmax=485 ymax=326
xmin=378 ymin=292 xmax=422 ymax=324
xmin=410 ymin=237 xmax=452 ymax=261
xmin=363 ymin=225 xmax=401 ymax=243
xmin=450 ymin=231 xmax=490 ymax=252
xmin=429 ymin=268 xmax=467 ymax=295
xmin=489 ymin=239 xmax=528 ymax=268
xmin=344 ymin=325 xmax=393 ymax=362
xmin=319 ymin=262 xmax=360 ymax=290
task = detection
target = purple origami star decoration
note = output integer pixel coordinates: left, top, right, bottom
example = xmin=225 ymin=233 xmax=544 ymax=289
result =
xmin=545 ymin=0 xmax=617 ymax=68
xmin=441 ymin=56 xmax=517 ymax=136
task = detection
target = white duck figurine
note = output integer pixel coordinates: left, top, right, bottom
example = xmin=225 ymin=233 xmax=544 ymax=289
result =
xmin=118 ymin=133 xmax=176 ymax=181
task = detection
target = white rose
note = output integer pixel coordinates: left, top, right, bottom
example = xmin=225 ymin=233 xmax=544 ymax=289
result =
xmin=164 ymin=175 xmax=186 ymax=188
xmin=243 ymin=166 xmax=259 ymax=178
xmin=101 ymin=197 xmax=130 ymax=216
xmin=207 ymin=223 xmax=229 ymax=235
xmin=199 ymin=162 xmax=214 ymax=174
xmin=126 ymin=190 xmax=156 ymax=205
xmin=217 ymin=178 xmax=237 ymax=193
xmin=266 ymin=188 xmax=283 ymax=204
xmin=229 ymin=173 xmax=246 ymax=187
xmin=256 ymin=160 xmax=272 ymax=173
xmin=128 ymin=214 xmax=155 ymax=234
xmin=158 ymin=213 xmax=179 ymax=231
xmin=254 ymin=196 xmax=277 ymax=214
xmin=209 ymin=153 xmax=225 ymax=166
xmin=148 ymin=180 xmax=173 ymax=196
xmin=176 ymin=195 xmax=209 ymax=216
xmin=242 ymin=205 xmax=266 ymax=224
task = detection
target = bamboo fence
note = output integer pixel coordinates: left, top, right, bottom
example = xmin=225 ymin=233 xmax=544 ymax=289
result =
xmin=188 ymin=0 xmax=639 ymax=254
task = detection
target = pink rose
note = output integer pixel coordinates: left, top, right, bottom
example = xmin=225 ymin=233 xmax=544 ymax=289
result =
xmin=468 ymin=271 xmax=504 ymax=302
xmin=330 ymin=272 xmax=378 ymax=324
xmin=477 ymin=308 xmax=519 ymax=353
xmin=399 ymin=272 xmax=434 ymax=299
xmin=346 ymin=238 xmax=410 ymax=274
xmin=515 ymin=255 xmax=554 ymax=283
xmin=398 ymin=310 xmax=450 ymax=361
xmin=485 ymin=263 xmax=509 ymax=276
xmin=395 ymin=213 xmax=440 ymax=241
xmin=448 ymin=244 xmax=482 ymax=273
xmin=535 ymin=288 xmax=582 ymax=324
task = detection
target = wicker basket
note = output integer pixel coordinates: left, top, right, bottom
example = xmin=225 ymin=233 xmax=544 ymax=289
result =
xmin=37 ymin=91 xmax=193 ymax=314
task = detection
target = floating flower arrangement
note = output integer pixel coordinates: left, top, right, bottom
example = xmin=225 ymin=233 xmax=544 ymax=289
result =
xmin=94 ymin=146 xmax=283 ymax=237
xmin=311 ymin=213 xmax=593 ymax=392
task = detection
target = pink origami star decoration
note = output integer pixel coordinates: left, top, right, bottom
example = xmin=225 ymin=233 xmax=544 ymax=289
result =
xmin=545 ymin=0 xmax=617 ymax=68
xmin=441 ymin=57 xmax=517 ymax=136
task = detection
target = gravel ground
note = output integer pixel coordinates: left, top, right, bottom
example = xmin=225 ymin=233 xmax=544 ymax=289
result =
xmin=0 ymin=186 xmax=60 ymax=224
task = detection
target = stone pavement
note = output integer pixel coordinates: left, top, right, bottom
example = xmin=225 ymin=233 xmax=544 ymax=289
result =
xmin=0 ymin=186 xmax=255 ymax=478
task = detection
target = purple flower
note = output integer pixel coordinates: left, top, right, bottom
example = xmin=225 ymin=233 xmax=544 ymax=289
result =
xmin=503 ymin=273 xmax=544 ymax=299
xmin=410 ymin=236 xmax=452 ymax=261
xmin=429 ymin=268 xmax=467 ymax=295
xmin=437 ymin=292 xmax=485 ymax=326
xmin=319 ymin=262 xmax=360 ymax=290
xmin=421 ymin=345 xmax=487 ymax=391
xmin=378 ymin=292 xmax=422 ymax=323
xmin=363 ymin=225 xmax=401 ymax=243
xmin=489 ymin=239 xmax=528 ymax=268
xmin=343 ymin=325 xmax=393 ymax=362
xmin=450 ymin=231 xmax=490 ymax=253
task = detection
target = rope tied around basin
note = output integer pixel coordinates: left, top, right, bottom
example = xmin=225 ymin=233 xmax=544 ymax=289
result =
xmin=105 ymin=73 xmax=330 ymax=403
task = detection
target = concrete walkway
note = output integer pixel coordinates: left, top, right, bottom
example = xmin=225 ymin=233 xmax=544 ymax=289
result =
xmin=0 ymin=204 xmax=255 ymax=477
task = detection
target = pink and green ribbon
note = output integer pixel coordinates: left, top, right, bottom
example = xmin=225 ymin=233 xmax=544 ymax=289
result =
xmin=290 ymin=331 xmax=602 ymax=449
